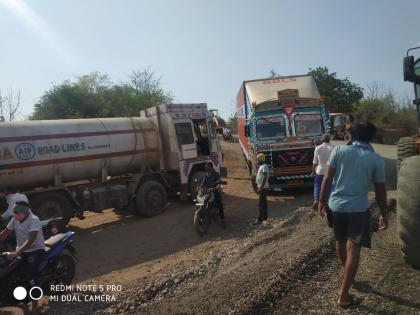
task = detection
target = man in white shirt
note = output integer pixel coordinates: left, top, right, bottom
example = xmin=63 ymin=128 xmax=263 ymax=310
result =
xmin=311 ymin=134 xmax=333 ymax=210
xmin=0 ymin=187 xmax=29 ymax=224
xmin=255 ymin=153 xmax=269 ymax=224
xmin=0 ymin=202 xmax=45 ymax=315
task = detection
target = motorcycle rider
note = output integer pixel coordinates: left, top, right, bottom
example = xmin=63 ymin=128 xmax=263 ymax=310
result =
xmin=223 ymin=126 xmax=232 ymax=141
xmin=201 ymin=162 xmax=226 ymax=228
xmin=0 ymin=201 xmax=45 ymax=315
xmin=0 ymin=187 xmax=29 ymax=252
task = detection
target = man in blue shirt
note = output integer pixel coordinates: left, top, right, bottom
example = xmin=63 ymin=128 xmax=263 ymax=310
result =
xmin=318 ymin=122 xmax=387 ymax=308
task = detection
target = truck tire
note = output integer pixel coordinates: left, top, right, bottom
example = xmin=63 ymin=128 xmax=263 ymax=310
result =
xmin=397 ymin=137 xmax=415 ymax=169
xmin=344 ymin=132 xmax=351 ymax=142
xmin=30 ymin=192 xmax=73 ymax=225
xmin=135 ymin=180 xmax=167 ymax=217
xmin=189 ymin=171 xmax=205 ymax=201
xmin=397 ymin=155 xmax=420 ymax=269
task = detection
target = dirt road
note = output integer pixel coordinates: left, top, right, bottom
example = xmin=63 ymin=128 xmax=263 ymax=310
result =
xmin=2 ymin=140 xmax=420 ymax=315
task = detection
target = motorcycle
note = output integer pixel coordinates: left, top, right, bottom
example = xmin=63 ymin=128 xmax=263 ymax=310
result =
xmin=223 ymin=130 xmax=233 ymax=142
xmin=0 ymin=230 xmax=77 ymax=306
xmin=193 ymin=186 xmax=221 ymax=236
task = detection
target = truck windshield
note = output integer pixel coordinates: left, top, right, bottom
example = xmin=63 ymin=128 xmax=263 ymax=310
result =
xmin=333 ymin=115 xmax=348 ymax=126
xmin=256 ymin=116 xmax=287 ymax=140
xmin=294 ymin=114 xmax=323 ymax=137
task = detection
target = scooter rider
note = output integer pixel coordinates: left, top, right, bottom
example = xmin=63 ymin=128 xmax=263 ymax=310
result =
xmin=0 ymin=201 xmax=45 ymax=315
xmin=201 ymin=162 xmax=226 ymax=227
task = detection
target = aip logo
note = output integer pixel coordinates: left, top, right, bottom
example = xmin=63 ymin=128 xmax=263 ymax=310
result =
xmin=15 ymin=143 xmax=36 ymax=160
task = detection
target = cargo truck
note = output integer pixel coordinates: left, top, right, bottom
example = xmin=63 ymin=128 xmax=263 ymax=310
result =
xmin=0 ymin=103 xmax=226 ymax=224
xmin=236 ymin=75 xmax=329 ymax=191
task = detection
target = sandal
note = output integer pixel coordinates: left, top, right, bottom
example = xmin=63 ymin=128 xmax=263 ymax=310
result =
xmin=338 ymin=295 xmax=362 ymax=308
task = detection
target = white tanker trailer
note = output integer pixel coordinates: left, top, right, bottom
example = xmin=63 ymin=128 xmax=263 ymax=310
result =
xmin=0 ymin=103 xmax=226 ymax=224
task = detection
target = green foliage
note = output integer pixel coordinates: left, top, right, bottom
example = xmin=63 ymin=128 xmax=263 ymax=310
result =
xmin=354 ymin=94 xmax=417 ymax=135
xmin=308 ymin=67 xmax=363 ymax=113
xmin=228 ymin=113 xmax=237 ymax=133
xmin=31 ymin=69 xmax=172 ymax=120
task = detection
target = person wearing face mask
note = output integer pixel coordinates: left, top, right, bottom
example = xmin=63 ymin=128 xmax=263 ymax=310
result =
xmin=0 ymin=201 xmax=45 ymax=315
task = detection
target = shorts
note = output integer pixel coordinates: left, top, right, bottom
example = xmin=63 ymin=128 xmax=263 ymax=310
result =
xmin=332 ymin=211 xmax=371 ymax=248
xmin=21 ymin=249 xmax=46 ymax=286
xmin=313 ymin=174 xmax=330 ymax=199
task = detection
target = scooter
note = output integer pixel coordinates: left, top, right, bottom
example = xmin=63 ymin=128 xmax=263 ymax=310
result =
xmin=0 ymin=230 xmax=77 ymax=306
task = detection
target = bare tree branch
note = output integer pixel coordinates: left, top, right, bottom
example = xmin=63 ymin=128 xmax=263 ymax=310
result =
xmin=365 ymin=81 xmax=385 ymax=100
xmin=2 ymin=88 xmax=21 ymax=121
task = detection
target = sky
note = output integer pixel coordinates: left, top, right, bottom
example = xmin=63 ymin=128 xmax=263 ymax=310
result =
xmin=0 ymin=0 xmax=419 ymax=120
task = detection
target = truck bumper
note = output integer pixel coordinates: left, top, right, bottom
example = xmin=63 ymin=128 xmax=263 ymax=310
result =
xmin=268 ymin=174 xmax=313 ymax=189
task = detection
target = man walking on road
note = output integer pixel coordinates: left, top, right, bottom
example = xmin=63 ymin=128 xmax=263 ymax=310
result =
xmin=311 ymin=134 xmax=333 ymax=210
xmin=255 ymin=153 xmax=269 ymax=224
xmin=318 ymin=122 xmax=387 ymax=308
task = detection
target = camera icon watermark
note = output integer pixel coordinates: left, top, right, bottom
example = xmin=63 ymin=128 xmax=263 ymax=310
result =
xmin=13 ymin=286 xmax=43 ymax=301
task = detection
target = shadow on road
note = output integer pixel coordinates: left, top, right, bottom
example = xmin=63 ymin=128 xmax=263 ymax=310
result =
xmin=68 ymin=189 xmax=312 ymax=283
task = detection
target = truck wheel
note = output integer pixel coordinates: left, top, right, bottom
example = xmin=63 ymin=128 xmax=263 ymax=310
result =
xmin=135 ymin=180 xmax=167 ymax=217
xmin=30 ymin=193 xmax=73 ymax=225
xmin=397 ymin=137 xmax=416 ymax=170
xmin=344 ymin=133 xmax=351 ymax=142
xmin=397 ymin=155 xmax=420 ymax=269
xmin=189 ymin=171 xmax=205 ymax=201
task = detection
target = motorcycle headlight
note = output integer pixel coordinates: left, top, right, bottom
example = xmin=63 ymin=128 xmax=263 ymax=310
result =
xmin=196 ymin=195 xmax=205 ymax=204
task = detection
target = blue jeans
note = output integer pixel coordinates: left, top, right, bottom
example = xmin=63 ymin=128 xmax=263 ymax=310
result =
xmin=314 ymin=174 xmax=331 ymax=200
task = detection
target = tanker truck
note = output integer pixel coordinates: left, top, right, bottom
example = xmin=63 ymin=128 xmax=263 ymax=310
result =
xmin=0 ymin=103 xmax=226 ymax=224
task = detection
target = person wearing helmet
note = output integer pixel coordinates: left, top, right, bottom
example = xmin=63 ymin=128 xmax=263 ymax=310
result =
xmin=255 ymin=153 xmax=269 ymax=224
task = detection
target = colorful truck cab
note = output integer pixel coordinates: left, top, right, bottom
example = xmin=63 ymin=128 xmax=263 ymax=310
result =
xmin=236 ymin=75 xmax=329 ymax=191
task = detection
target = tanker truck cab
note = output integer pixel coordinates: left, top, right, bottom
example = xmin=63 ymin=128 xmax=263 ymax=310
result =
xmin=237 ymin=75 xmax=329 ymax=191
xmin=140 ymin=103 xmax=226 ymax=200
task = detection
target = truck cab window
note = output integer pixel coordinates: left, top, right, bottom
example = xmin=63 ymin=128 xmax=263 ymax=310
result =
xmin=294 ymin=114 xmax=323 ymax=137
xmin=193 ymin=120 xmax=210 ymax=156
xmin=256 ymin=116 xmax=287 ymax=141
xmin=175 ymin=123 xmax=195 ymax=145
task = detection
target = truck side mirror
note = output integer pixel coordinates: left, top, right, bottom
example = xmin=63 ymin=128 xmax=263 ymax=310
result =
xmin=404 ymin=56 xmax=416 ymax=82
xmin=244 ymin=124 xmax=250 ymax=137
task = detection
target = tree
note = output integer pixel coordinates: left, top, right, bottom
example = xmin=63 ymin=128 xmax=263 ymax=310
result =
xmin=31 ymin=69 xmax=173 ymax=120
xmin=308 ymin=67 xmax=363 ymax=113
xmin=228 ymin=113 xmax=237 ymax=133
xmin=0 ymin=88 xmax=22 ymax=121
xmin=269 ymin=70 xmax=279 ymax=78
